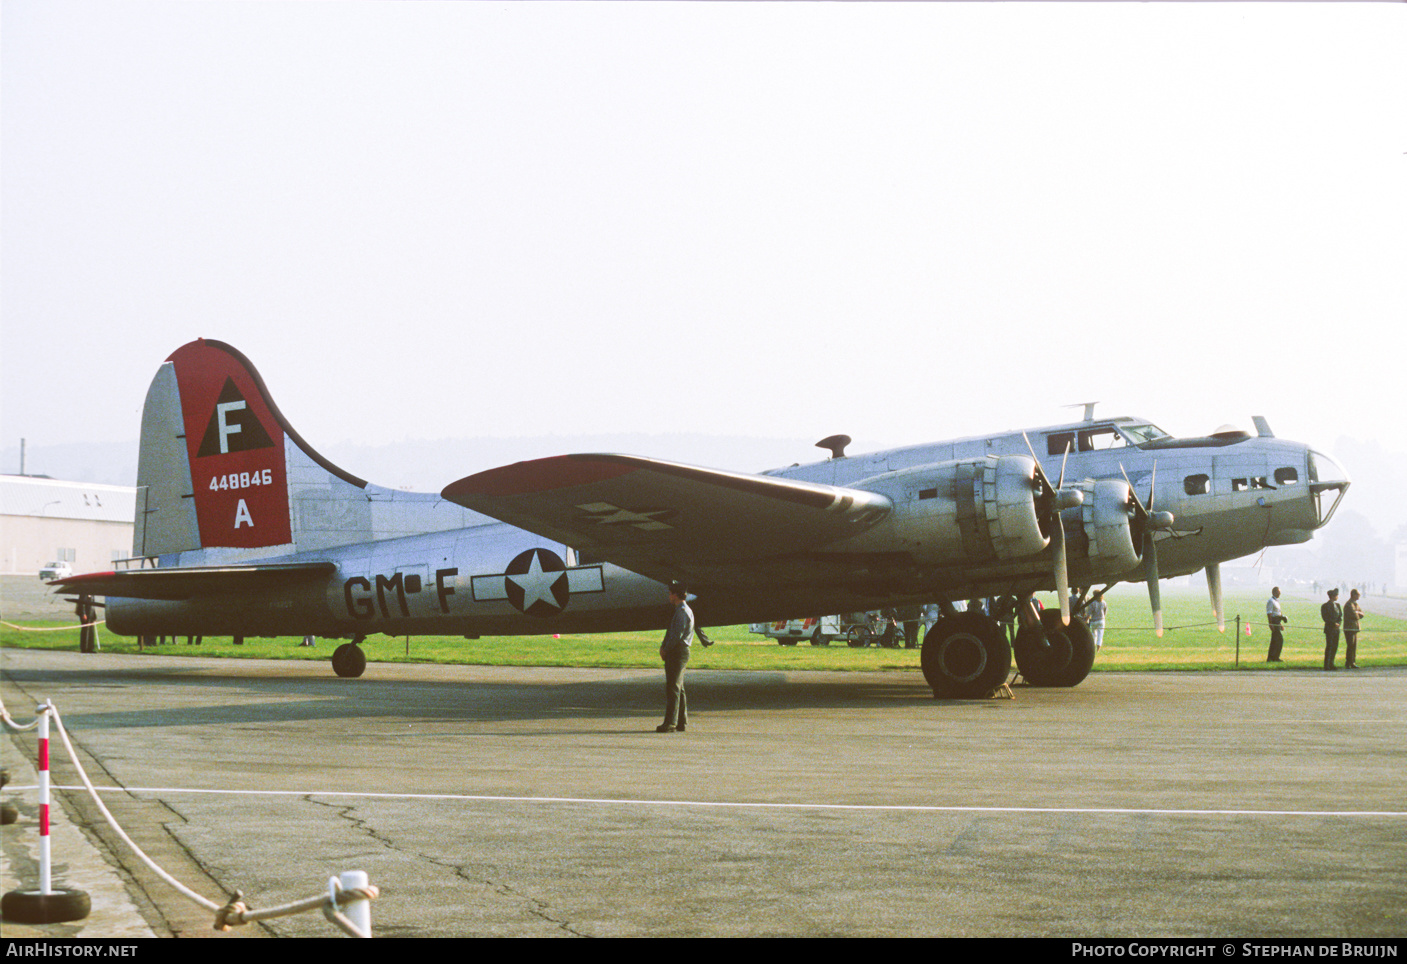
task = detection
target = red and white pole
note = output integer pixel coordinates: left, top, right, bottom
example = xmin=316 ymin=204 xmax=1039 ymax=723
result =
xmin=0 ymin=700 xmax=90 ymax=923
xmin=37 ymin=701 xmax=52 ymax=894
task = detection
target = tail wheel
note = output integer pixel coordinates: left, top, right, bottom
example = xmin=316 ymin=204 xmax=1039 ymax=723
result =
xmin=1015 ymin=611 xmax=1096 ymax=687
xmin=331 ymin=641 xmax=367 ymax=678
xmin=921 ymin=613 xmax=1011 ymax=699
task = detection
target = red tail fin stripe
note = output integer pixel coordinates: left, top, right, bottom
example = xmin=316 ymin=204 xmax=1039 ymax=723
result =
xmin=170 ymin=340 xmax=293 ymax=548
xmin=171 ymin=340 xmax=366 ymax=488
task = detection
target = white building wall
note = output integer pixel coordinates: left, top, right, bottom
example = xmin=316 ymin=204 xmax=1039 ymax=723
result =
xmin=0 ymin=476 xmax=136 ymax=574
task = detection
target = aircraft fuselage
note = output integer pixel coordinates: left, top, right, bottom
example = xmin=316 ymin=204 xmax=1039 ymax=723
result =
xmin=106 ymin=416 xmax=1347 ymax=640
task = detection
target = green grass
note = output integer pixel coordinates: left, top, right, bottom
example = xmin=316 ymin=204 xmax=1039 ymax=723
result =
xmin=4 ymin=590 xmax=1405 ymax=673
xmin=1094 ymin=591 xmax=1407 ymax=671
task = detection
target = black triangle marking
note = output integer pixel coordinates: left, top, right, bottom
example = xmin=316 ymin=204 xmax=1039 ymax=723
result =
xmin=196 ymin=378 xmax=275 ymax=457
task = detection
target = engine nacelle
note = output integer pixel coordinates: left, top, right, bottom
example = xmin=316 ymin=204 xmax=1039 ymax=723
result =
xmin=846 ymin=456 xmax=1048 ymax=564
xmin=1066 ymin=478 xmax=1141 ymax=576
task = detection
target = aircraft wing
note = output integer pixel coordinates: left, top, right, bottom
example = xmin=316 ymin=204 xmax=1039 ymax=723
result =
xmin=441 ymin=454 xmax=892 ymax=577
xmin=49 ymin=562 xmax=337 ymax=601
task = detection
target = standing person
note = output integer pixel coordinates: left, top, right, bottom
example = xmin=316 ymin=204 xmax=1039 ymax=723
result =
xmin=657 ymin=583 xmax=695 ymax=733
xmin=1343 ymin=589 xmax=1365 ymax=669
xmin=1086 ymin=590 xmax=1109 ymax=650
xmin=1265 ymin=587 xmax=1287 ymax=663
xmin=994 ymin=596 xmax=1018 ymax=644
xmin=879 ymin=607 xmax=901 ymax=648
xmin=1321 ymin=588 xmax=1343 ymax=671
xmin=896 ymin=605 xmax=922 ymax=649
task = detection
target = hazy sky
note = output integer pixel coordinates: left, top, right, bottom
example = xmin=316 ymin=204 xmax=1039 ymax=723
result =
xmin=3 ymin=2 xmax=1404 ymax=481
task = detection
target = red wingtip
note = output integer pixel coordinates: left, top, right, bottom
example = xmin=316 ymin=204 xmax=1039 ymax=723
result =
xmin=49 ymin=570 xmax=118 ymax=587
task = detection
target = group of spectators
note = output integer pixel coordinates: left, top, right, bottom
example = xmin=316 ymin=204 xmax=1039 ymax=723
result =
xmin=1266 ymin=586 xmax=1367 ymax=670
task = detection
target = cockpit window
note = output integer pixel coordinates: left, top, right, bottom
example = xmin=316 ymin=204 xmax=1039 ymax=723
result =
xmin=1053 ymin=427 xmax=1127 ymax=453
xmin=1274 ymin=467 xmax=1298 ymax=485
xmin=1184 ymin=474 xmax=1210 ymax=495
xmin=1120 ymin=423 xmax=1171 ymax=445
xmin=1047 ymin=423 xmax=1170 ymax=455
xmin=1079 ymin=428 xmax=1124 ymax=450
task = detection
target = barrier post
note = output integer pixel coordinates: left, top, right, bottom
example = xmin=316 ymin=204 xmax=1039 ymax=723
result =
xmin=38 ymin=704 xmax=51 ymax=893
xmin=0 ymin=701 xmax=92 ymax=924
xmin=2 ymin=697 xmax=377 ymax=934
xmin=339 ymin=870 xmax=372 ymax=936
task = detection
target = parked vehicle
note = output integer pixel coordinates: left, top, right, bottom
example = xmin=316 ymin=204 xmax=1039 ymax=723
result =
xmin=39 ymin=561 xmax=73 ymax=581
xmin=749 ymin=615 xmax=841 ymax=646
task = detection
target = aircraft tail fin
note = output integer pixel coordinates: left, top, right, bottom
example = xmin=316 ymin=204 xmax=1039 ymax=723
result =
xmin=134 ymin=339 xmax=367 ymax=559
xmin=134 ymin=339 xmax=476 ymax=563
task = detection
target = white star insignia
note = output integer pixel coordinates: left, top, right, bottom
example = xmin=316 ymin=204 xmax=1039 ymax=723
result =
xmin=576 ymin=502 xmax=674 ymax=531
xmin=506 ymin=551 xmax=565 ymax=611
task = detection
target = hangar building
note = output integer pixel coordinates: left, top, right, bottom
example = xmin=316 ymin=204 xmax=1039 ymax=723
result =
xmin=1 ymin=475 xmax=136 ymax=575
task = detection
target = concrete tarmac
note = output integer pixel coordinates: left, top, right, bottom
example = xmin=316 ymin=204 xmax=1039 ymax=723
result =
xmin=1 ymin=648 xmax=1404 ymax=938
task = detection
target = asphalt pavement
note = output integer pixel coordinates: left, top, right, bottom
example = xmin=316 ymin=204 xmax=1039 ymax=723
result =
xmin=2 ymin=648 xmax=1404 ymax=938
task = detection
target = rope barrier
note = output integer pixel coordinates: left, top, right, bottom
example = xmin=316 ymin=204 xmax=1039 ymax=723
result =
xmin=1 ymin=596 xmax=103 ymax=653
xmin=1110 ymin=622 xmax=1407 ymax=638
xmin=0 ymin=697 xmax=377 ymax=937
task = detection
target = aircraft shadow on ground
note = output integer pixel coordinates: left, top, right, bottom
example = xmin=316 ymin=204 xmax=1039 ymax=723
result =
xmin=0 ymin=664 xmax=962 ymax=732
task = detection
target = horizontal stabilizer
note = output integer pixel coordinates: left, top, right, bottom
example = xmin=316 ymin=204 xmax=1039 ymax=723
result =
xmin=50 ymin=562 xmax=337 ymax=601
xmin=442 ymin=454 xmax=892 ymax=573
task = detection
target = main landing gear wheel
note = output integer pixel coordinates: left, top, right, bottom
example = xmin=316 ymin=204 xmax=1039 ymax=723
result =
xmin=1015 ymin=610 xmax=1096 ymax=687
xmin=921 ymin=612 xmax=1012 ymax=699
xmin=331 ymin=640 xmax=367 ymax=678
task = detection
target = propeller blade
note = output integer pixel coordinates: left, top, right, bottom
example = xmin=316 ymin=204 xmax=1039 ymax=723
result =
xmin=1024 ymin=432 xmax=1075 ymax=622
xmin=1020 ymin=432 xmax=1054 ymax=492
xmin=1120 ymin=460 xmax=1171 ymax=636
xmin=1119 ymin=462 xmax=1144 ymax=514
xmin=1142 ymin=523 xmax=1164 ymax=636
xmin=1206 ymin=562 xmax=1225 ymax=633
xmin=1058 ymin=438 xmax=1072 ymax=489
xmin=1145 ymin=534 xmax=1163 ymax=637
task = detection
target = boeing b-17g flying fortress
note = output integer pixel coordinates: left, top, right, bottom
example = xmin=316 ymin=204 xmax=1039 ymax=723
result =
xmin=52 ymin=339 xmax=1349 ymax=698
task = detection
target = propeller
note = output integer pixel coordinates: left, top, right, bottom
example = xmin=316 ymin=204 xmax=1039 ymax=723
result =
xmin=1023 ymin=434 xmax=1084 ymax=624
xmin=1206 ymin=561 xmax=1225 ymax=633
xmin=1120 ymin=461 xmax=1175 ymax=636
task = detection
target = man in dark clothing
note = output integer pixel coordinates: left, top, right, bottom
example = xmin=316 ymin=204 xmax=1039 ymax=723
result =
xmin=1344 ymin=588 xmax=1364 ymax=669
xmin=1321 ymin=588 xmax=1343 ymax=671
xmin=657 ymin=583 xmax=695 ymax=732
